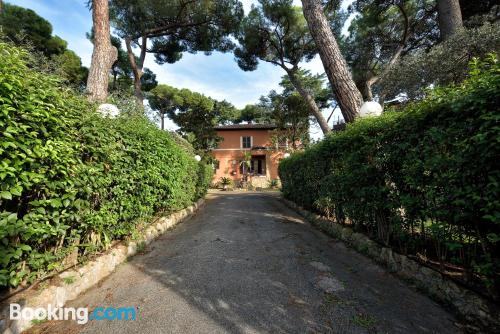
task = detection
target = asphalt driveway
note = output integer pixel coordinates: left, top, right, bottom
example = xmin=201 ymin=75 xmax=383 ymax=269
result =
xmin=27 ymin=191 xmax=461 ymax=334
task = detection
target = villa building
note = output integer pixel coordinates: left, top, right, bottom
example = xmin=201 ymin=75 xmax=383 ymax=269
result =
xmin=211 ymin=124 xmax=291 ymax=188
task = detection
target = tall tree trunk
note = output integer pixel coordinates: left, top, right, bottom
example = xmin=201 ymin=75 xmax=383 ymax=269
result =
xmin=357 ymin=80 xmax=374 ymax=102
xmin=125 ymin=36 xmax=147 ymax=106
xmin=437 ymin=0 xmax=463 ymax=40
xmin=160 ymin=112 xmax=165 ymax=130
xmin=286 ymin=69 xmax=331 ymax=134
xmin=301 ymin=0 xmax=363 ymax=123
xmin=86 ymin=0 xmax=117 ymax=103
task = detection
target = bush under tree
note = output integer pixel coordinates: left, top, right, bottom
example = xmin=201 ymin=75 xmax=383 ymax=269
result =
xmin=279 ymin=55 xmax=500 ymax=297
xmin=0 ymin=42 xmax=211 ymax=288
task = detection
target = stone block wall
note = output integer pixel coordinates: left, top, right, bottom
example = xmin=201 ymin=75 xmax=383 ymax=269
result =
xmin=0 ymin=199 xmax=205 ymax=334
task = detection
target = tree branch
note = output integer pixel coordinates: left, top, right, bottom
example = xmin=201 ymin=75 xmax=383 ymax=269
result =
xmin=368 ymin=1 xmax=411 ymax=86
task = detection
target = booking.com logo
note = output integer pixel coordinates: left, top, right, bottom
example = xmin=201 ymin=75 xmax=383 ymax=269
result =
xmin=10 ymin=304 xmax=137 ymax=324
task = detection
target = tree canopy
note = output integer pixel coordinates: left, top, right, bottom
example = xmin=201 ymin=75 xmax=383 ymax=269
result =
xmin=235 ymin=1 xmax=316 ymax=71
xmin=149 ymin=84 xmax=238 ymax=150
xmin=51 ymin=50 xmax=89 ymax=87
xmin=342 ymin=0 xmax=500 ymax=104
xmin=109 ymin=34 xmax=133 ymax=91
xmin=235 ymin=0 xmax=338 ymax=133
xmin=262 ymin=89 xmax=311 ymax=150
xmin=344 ymin=0 xmax=438 ymax=102
xmin=109 ymin=0 xmax=244 ymax=104
xmin=0 ymin=3 xmax=66 ymax=56
xmin=235 ymin=103 xmax=273 ymax=124
xmin=0 ymin=3 xmax=88 ymax=87
xmin=233 ymin=71 xmax=326 ymax=148
xmin=381 ymin=22 xmax=500 ymax=100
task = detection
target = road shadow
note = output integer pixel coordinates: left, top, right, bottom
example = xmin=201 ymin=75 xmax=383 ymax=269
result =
xmin=26 ymin=192 xmax=461 ymax=334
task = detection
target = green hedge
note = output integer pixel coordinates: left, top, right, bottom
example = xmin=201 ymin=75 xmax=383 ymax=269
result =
xmin=279 ymin=55 xmax=500 ymax=293
xmin=0 ymin=43 xmax=211 ymax=288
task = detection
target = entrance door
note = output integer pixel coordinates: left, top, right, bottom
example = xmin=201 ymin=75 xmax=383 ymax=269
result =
xmin=251 ymin=155 xmax=266 ymax=176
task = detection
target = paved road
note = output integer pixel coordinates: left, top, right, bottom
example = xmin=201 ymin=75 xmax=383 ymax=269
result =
xmin=28 ymin=192 xmax=461 ymax=334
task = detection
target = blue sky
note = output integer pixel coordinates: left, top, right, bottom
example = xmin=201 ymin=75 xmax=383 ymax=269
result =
xmin=9 ymin=0 xmax=355 ymax=138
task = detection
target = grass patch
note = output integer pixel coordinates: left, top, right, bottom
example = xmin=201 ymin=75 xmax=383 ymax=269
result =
xmin=31 ymin=317 xmax=47 ymax=325
xmin=62 ymin=276 xmax=75 ymax=285
xmin=136 ymin=242 xmax=146 ymax=254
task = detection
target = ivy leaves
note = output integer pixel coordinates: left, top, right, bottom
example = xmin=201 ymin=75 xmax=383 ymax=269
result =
xmin=0 ymin=42 xmax=212 ymax=288
xmin=279 ymin=56 xmax=500 ymax=293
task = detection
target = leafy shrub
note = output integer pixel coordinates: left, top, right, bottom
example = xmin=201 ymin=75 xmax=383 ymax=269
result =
xmin=195 ymin=161 xmax=214 ymax=199
xmin=279 ymin=55 xmax=500 ymax=295
xmin=268 ymin=178 xmax=279 ymax=189
xmin=0 ymin=42 xmax=211 ymax=288
xmin=219 ymin=177 xmax=232 ymax=190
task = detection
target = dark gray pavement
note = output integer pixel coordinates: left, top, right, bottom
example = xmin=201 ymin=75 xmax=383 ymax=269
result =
xmin=26 ymin=191 xmax=461 ymax=334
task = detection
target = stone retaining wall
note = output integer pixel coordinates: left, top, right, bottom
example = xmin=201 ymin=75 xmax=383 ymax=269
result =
xmin=0 ymin=198 xmax=205 ymax=334
xmin=280 ymin=196 xmax=499 ymax=333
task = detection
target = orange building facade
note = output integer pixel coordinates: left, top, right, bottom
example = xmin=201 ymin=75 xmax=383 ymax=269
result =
xmin=211 ymin=124 xmax=288 ymax=188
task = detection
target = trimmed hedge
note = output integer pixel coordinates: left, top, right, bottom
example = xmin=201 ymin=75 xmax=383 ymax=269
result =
xmin=0 ymin=43 xmax=211 ymax=288
xmin=279 ymin=55 xmax=500 ymax=294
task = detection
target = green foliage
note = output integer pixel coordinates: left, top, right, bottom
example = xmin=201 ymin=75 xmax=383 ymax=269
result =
xmin=382 ymin=23 xmax=500 ymax=100
xmin=239 ymin=151 xmax=252 ymax=171
xmin=279 ymin=56 xmax=500 ymax=293
xmin=213 ymin=100 xmax=240 ymax=125
xmin=0 ymin=44 xmax=82 ymax=287
xmin=110 ymin=0 xmax=243 ymax=63
xmin=62 ymin=276 xmax=75 ymax=285
xmin=196 ymin=160 xmax=214 ymax=199
xmin=279 ymin=69 xmax=333 ymax=109
xmin=267 ymin=91 xmax=310 ymax=149
xmin=219 ymin=177 xmax=232 ymax=189
xmin=235 ymin=103 xmax=271 ymax=124
xmin=460 ymin=0 xmax=499 ymax=25
xmin=149 ymin=84 xmax=239 ymax=150
xmin=268 ymin=179 xmax=279 ymax=189
xmin=235 ymin=1 xmax=317 ymax=71
xmin=235 ymin=1 xmax=339 ymax=131
xmin=0 ymin=3 xmax=66 ymax=56
xmin=108 ymin=35 xmax=134 ymax=91
xmin=0 ymin=4 xmax=88 ymax=88
xmin=51 ymin=50 xmax=88 ymax=87
xmin=351 ymin=313 xmax=377 ymax=328
xmin=0 ymin=42 xmax=211 ymax=288
xmin=234 ymin=0 xmax=345 ymax=71
xmin=262 ymin=71 xmax=327 ymax=148
xmin=86 ymin=31 xmax=157 ymax=93
xmin=140 ymin=68 xmax=158 ymax=92
xmin=344 ymin=0 xmax=438 ymax=100
xmin=238 ymin=71 xmax=326 ymax=148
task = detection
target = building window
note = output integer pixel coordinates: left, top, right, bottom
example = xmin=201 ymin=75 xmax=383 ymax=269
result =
xmin=241 ymin=136 xmax=252 ymax=149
